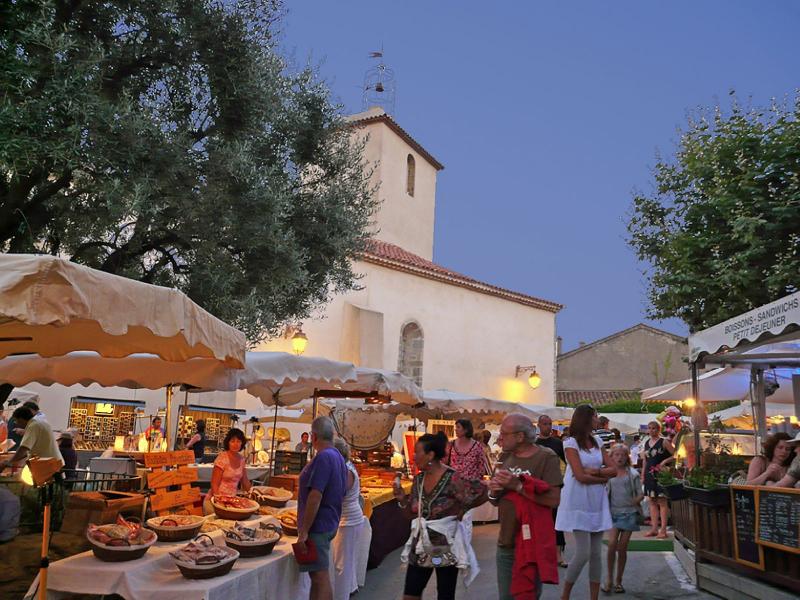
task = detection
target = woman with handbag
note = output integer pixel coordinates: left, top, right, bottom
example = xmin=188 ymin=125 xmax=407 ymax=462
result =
xmin=603 ymin=444 xmax=644 ymax=594
xmin=393 ymin=431 xmax=488 ymax=600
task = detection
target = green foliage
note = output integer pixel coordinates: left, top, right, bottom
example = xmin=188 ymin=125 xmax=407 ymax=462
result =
xmin=627 ymin=92 xmax=800 ymax=331
xmin=0 ymin=0 xmax=378 ymax=343
xmin=684 ymin=467 xmax=726 ymax=490
xmin=655 ymin=467 xmax=679 ymax=487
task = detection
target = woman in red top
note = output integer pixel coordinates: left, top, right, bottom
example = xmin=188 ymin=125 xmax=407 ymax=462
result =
xmin=444 ymin=419 xmax=490 ymax=543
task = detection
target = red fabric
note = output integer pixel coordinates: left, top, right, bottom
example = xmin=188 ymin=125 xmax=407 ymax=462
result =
xmin=506 ymin=476 xmax=558 ymax=598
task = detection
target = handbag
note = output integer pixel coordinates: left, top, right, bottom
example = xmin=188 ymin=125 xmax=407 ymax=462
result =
xmin=292 ymin=538 xmax=318 ymax=565
xmin=410 ymin=472 xmax=458 ymax=569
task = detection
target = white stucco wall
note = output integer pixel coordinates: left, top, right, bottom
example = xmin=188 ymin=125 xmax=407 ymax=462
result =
xmin=355 ymin=118 xmax=438 ymax=260
xmin=258 ymin=260 xmax=558 ymax=406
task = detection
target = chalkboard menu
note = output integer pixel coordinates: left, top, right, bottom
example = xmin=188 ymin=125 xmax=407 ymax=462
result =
xmin=730 ymin=486 xmax=764 ymax=569
xmin=757 ymin=488 xmax=800 ymax=553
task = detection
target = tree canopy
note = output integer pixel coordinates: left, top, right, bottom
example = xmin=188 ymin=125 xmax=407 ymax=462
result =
xmin=0 ymin=0 xmax=378 ymax=343
xmin=627 ymin=93 xmax=800 ymax=332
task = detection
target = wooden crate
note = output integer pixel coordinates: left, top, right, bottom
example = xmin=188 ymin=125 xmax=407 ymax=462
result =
xmin=145 ymin=450 xmax=202 ymax=516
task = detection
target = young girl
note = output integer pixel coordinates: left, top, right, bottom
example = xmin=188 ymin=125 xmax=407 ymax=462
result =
xmin=603 ymin=444 xmax=644 ymax=594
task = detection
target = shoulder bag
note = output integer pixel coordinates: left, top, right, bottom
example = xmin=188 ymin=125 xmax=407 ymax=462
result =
xmin=410 ymin=471 xmax=459 ymax=569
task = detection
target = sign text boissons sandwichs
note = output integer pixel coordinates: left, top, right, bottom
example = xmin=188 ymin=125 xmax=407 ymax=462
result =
xmin=723 ymin=296 xmax=800 ymax=342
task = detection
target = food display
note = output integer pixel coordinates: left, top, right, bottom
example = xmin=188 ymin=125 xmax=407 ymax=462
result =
xmin=200 ymin=518 xmax=238 ymax=533
xmin=211 ymin=495 xmax=260 ymax=520
xmin=278 ymin=509 xmax=298 ymax=536
xmin=245 ymin=486 xmax=293 ymax=508
xmin=222 ymin=522 xmax=282 ymax=557
xmin=258 ymin=505 xmax=281 ymax=517
xmin=145 ymin=514 xmax=205 ymax=541
xmin=86 ymin=516 xmax=157 ymax=562
xmin=170 ymin=535 xmax=239 ymax=579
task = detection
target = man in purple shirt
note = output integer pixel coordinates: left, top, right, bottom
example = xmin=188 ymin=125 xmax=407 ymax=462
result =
xmin=296 ymin=416 xmax=347 ymax=600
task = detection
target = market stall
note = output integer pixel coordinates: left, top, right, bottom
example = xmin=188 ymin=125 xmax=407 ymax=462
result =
xmin=668 ymin=291 xmax=800 ymax=598
xmin=176 ymin=404 xmax=246 ymax=461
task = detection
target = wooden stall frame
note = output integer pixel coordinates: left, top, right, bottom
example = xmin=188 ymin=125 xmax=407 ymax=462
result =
xmin=730 ymin=484 xmax=765 ymax=570
xmin=756 ymin=485 xmax=800 ymax=555
xmin=144 ymin=450 xmax=202 ymax=516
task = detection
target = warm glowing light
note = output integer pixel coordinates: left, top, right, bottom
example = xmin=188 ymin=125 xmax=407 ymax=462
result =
xmin=20 ymin=465 xmax=33 ymax=486
xmin=291 ymin=330 xmax=308 ymax=355
xmin=501 ymin=379 xmax=527 ymax=403
xmin=683 ymin=397 xmax=696 ymax=409
xmin=676 ymin=446 xmax=687 ymax=459
xmin=137 ymin=435 xmax=149 ymax=452
xmin=528 ymin=371 xmax=542 ymax=389
xmin=114 ymin=435 xmax=126 ymax=451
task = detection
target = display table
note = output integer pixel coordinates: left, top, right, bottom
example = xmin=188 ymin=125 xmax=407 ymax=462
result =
xmin=24 ymin=518 xmax=308 ymax=600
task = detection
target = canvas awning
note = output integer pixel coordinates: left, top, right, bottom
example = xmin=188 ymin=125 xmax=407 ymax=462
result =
xmin=422 ymin=389 xmax=573 ymax=423
xmin=0 ymin=254 xmax=246 ymax=367
xmin=709 ymin=400 xmax=795 ymax=425
xmin=688 ymin=291 xmax=800 ymax=363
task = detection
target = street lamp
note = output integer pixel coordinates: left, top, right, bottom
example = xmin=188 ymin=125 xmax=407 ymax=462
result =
xmin=515 ymin=365 xmax=542 ymax=389
xmin=291 ymin=329 xmax=308 ymax=355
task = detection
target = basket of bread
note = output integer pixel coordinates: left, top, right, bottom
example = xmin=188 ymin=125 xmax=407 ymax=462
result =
xmin=221 ymin=522 xmax=282 ymax=558
xmin=210 ymin=495 xmax=260 ymax=520
xmin=86 ymin=516 xmax=157 ymax=562
xmin=170 ymin=535 xmax=239 ymax=579
xmin=278 ymin=508 xmax=298 ymax=536
xmin=146 ymin=514 xmax=205 ymax=542
xmin=245 ymin=486 xmax=293 ymax=508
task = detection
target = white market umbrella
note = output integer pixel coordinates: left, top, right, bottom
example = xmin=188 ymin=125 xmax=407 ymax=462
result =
xmin=0 ymin=254 xmax=246 ymax=367
xmin=334 ymin=368 xmax=423 ymax=406
xmin=422 ymin=389 xmax=573 ymax=424
xmin=641 ymin=366 xmax=797 ymax=405
xmin=709 ymin=401 xmax=795 ymax=426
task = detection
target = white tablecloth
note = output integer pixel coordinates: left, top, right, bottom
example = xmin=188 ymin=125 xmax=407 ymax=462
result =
xmin=194 ymin=464 xmax=271 ymax=484
xmin=25 ymin=518 xmax=308 ymax=600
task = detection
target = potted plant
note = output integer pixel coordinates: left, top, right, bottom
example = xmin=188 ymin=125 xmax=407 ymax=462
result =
xmin=655 ymin=467 xmax=687 ymax=501
xmin=683 ymin=467 xmax=729 ymax=507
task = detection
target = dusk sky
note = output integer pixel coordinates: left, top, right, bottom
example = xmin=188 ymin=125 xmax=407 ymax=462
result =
xmin=281 ymin=2 xmax=799 ymax=352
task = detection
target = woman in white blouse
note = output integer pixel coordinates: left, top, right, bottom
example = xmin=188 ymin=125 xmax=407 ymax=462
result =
xmin=555 ymin=405 xmax=615 ymax=600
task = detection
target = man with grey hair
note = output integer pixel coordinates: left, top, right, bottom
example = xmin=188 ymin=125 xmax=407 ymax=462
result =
xmin=296 ymin=416 xmax=347 ymax=600
xmin=487 ymin=413 xmax=563 ymax=600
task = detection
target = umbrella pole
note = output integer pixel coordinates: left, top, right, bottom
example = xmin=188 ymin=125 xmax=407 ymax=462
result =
xmin=37 ymin=484 xmax=52 ymax=600
xmin=268 ymin=393 xmax=279 ymax=481
xmin=165 ymin=385 xmax=173 ymax=451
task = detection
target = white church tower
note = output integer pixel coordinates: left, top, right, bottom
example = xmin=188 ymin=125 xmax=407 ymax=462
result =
xmin=345 ymin=107 xmax=444 ymax=261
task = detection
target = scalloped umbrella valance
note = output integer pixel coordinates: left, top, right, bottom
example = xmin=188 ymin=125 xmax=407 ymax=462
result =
xmin=0 ymin=254 xmax=246 ymax=368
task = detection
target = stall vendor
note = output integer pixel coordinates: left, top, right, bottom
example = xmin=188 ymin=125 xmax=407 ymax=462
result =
xmin=144 ymin=416 xmax=166 ymax=450
xmin=204 ymin=428 xmax=251 ymax=514
xmin=0 ymin=407 xmax=64 ymax=471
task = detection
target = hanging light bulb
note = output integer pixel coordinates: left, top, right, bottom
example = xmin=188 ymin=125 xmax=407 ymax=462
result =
xmin=291 ymin=329 xmax=308 ymax=355
xmin=528 ymin=370 xmax=542 ymax=389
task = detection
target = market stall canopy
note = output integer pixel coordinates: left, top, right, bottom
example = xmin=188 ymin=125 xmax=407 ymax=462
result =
xmin=709 ymin=400 xmax=795 ymax=424
xmin=0 ymin=351 xmax=240 ymax=390
xmin=689 ymin=291 xmax=800 ymax=363
xmin=598 ymin=413 xmax=661 ymax=434
xmin=238 ymin=352 xmax=358 ymax=407
xmin=2 ymin=386 xmax=39 ymax=405
xmin=0 ymin=254 xmax=246 ymax=367
xmin=333 ymin=367 xmax=422 ymax=406
xmin=641 ymin=365 xmax=797 ymax=405
xmin=421 ymin=389 xmax=573 ymax=424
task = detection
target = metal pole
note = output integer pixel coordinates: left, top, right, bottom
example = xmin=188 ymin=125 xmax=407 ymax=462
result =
xmin=691 ymin=362 xmax=701 ymax=467
xmin=754 ymin=368 xmax=767 ymax=449
xmin=165 ymin=385 xmax=173 ymax=451
xmin=268 ymin=392 xmax=279 ymax=480
xmin=37 ymin=486 xmax=51 ymax=600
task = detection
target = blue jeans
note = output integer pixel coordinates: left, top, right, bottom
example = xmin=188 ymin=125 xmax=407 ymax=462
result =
xmin=497 ymin=545 xmax=542 ymax=600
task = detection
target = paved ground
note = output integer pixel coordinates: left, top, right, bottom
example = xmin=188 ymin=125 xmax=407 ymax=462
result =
xmin=357 ymin=523 xmax=720 ymax=600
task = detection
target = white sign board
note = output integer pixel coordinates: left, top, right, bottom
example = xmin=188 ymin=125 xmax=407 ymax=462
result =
xmin=689 ymin=291 xmax=800 ymax=362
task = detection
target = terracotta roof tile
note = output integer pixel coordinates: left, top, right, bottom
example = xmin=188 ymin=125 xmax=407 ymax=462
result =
xmin=556 ymin=390 xmax=641 ymax=407
xmin=361 ymin=239 xmax=563 ymax=313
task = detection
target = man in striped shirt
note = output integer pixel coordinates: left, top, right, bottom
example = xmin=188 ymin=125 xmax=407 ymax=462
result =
xmin=593 ymin=415 xmax=615 ymax=449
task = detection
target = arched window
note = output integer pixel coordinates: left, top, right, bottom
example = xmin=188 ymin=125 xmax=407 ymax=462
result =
xmin=406 ymin=154 xmax=416 ymax=197
xmin=398 ymin=321 xmax=423 ymax=386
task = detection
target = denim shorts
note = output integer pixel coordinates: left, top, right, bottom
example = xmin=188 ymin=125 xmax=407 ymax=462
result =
xmin=611 ymin=511 xmax=640 ymax=532
xmin=297 ymin=530 xmax=336 ymax=573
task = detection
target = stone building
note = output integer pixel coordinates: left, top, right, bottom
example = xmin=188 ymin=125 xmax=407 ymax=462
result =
xmin=556 ymin=323 xmax=688 ymax=406
xmin=260 ymin=107 xmax=563 ymax=404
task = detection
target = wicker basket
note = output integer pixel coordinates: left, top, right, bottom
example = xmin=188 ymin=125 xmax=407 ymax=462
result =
xmin=86 ymin=530 xmax=157 ymax=562
xmin=211 ymin=498 xmax=259 ymax=521
xmin=146 ymin=515 xmax=205 ymax=542
xmin=249 ymin=486 xmax=293 ymax=508
xmin=224 ymin=524 xmax=282 ymax=558
xmin=172 ymin=539 xmax=240 ymax=580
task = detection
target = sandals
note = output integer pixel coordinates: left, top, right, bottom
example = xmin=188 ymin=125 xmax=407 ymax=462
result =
xmin=558 ymin=560 xmax=569 ymax=568
xmin=614 ymin=584 xmax=625 ymax=593
xmin=601 ymin=584 xmax=612 ymax=594
xmin=643 ymin=529 xmax=658 ymax=537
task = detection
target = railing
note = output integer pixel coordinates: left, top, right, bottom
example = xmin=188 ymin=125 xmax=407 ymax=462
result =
xmin=670 ymin=497 xmax=694 ymax=549
xmin=687 ymin=493 xmax=800 ymax=594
